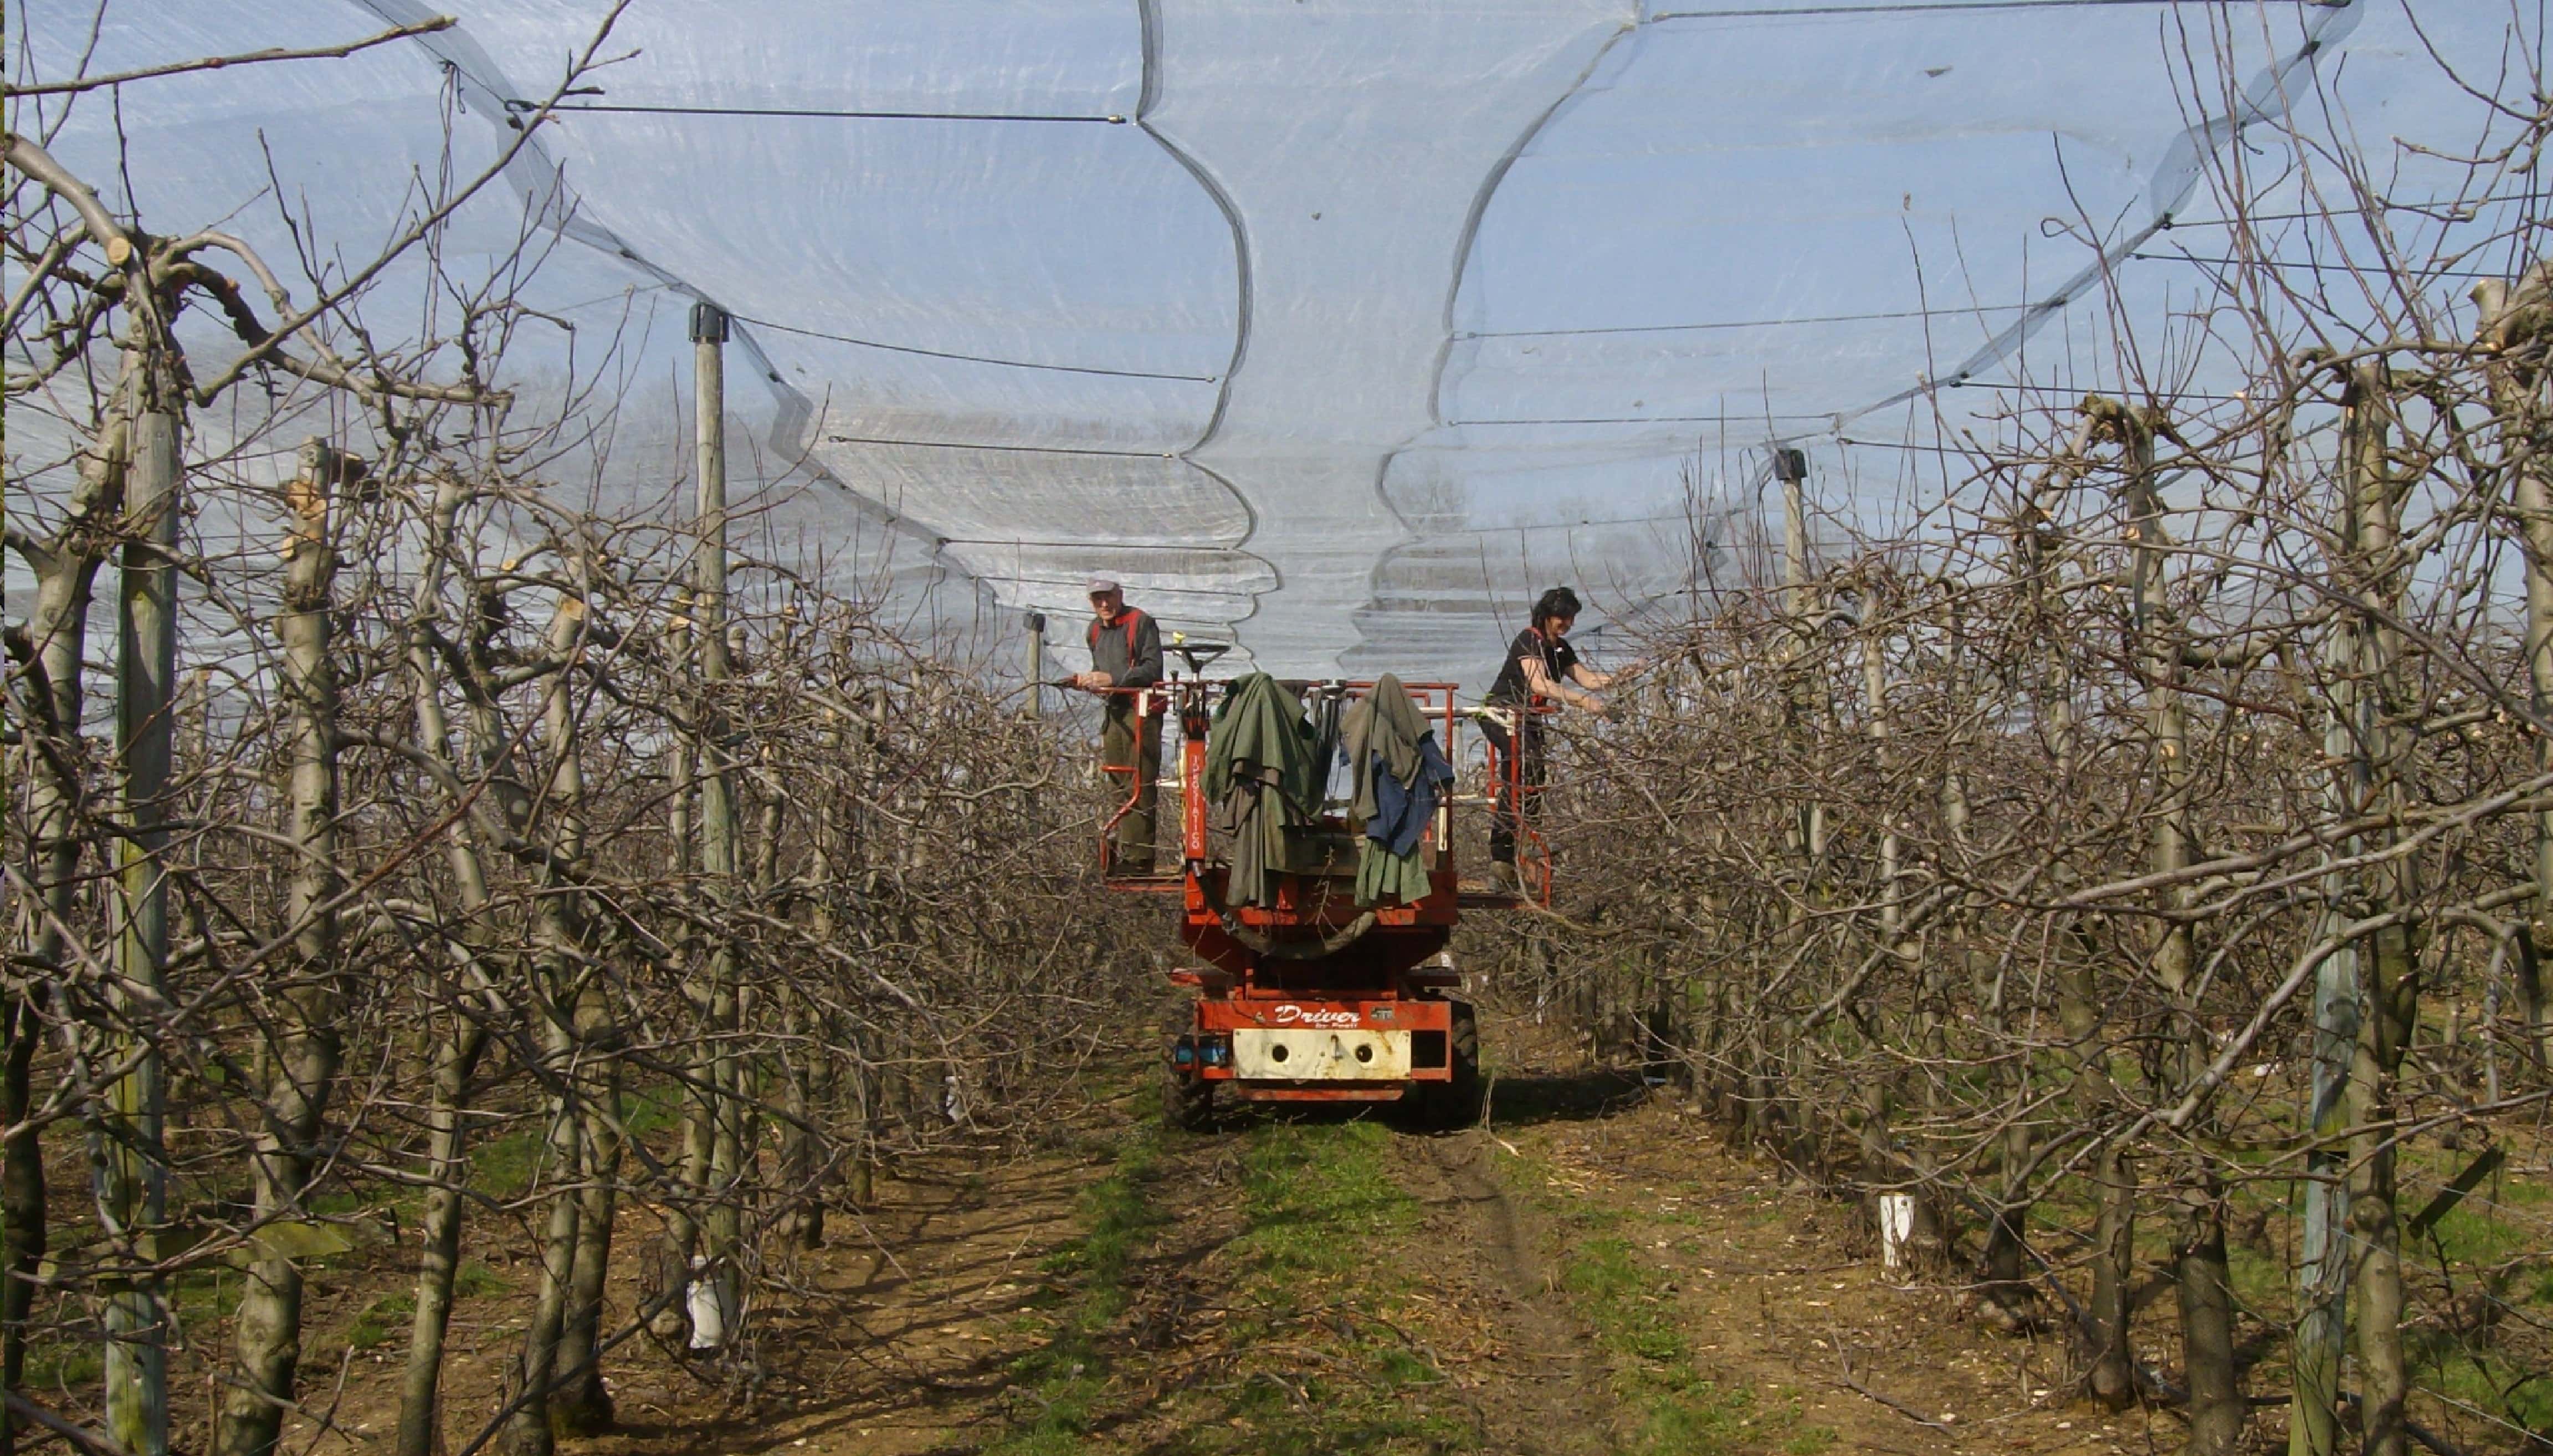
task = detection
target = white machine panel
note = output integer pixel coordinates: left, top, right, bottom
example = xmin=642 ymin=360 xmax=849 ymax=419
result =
xmin=1233 ymin=1028 xmax=1411 ymax=1080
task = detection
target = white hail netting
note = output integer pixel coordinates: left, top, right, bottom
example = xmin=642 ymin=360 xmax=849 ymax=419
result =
xmin=8 ymin=1 xmax=2531 ymax=689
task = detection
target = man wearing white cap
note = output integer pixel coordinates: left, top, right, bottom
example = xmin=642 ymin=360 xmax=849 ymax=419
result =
xmin=1069 ymin=576 xmax=1165 ymax=872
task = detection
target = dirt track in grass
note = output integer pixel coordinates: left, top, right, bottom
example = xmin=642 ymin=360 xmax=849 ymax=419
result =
xmin=1450 ymin=1014 xmax=2178 ymax=1456
xmin=233 ymin=1013 xmax=2202 ymax=1456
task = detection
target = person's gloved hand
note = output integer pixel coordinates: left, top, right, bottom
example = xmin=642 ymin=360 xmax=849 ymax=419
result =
xmin=1070 ymin=670 xmax=1113 ymax=692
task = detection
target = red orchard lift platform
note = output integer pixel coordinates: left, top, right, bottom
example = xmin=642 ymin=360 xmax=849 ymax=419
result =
xmin=1094 ymin=644 xmax=1550 ymax=1131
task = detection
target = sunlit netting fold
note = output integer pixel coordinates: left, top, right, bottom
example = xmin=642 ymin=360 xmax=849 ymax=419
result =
xmin=12 ymin=0 xmax=2520 ymax=688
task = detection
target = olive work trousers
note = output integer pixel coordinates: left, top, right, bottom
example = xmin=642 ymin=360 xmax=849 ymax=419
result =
xmin=1102 ymin=701 xmax=1162 ymax=872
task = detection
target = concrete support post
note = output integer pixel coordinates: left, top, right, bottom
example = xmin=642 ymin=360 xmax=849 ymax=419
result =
xmin=105 ymin=404 xmax=180 ymax=1456
xmin=1025 ymin=611 xmax=1047 ymax=720
xmin=689 ymin=301 xmax=743 ymax=1348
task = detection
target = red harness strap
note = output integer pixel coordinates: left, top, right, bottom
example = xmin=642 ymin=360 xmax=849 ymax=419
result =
xmin=1088 ymin=607 xmax=1148 ymax=664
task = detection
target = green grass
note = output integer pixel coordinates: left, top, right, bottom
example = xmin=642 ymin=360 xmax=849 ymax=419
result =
xmin=623 ymin=1080 xmax=687 ymax=1142
xmin=1229 ymin=1120 xmax=1419 ymax=1286
xmin=19 ymin=1265 xmax=243 ymax=1392
xmin=1187 ymin=1117 xmax=1468 ymax=1455
xmin=347 ymin=1291 xmax=416 ymax=1351
xmin=991 ymin=1111 xmax=1470 ymax=1455
xmin=20 ymin=1337 xmax=105 ymax=1392
xmin=468 ymin=1124 xmax=550 ymax=1202
xmin=2414 ymin=1342 xmax=2553 ymax=1440
xmin=1555 ymin=1233 xmax=1787 ymax=1454
xmin=2400 ymin=1155 xmax=2553 ymax=1439
xmin=319 ymin=1260 xmax=503 ymax=1363
xmin=987 ymin=1116 xmax=1168 ymax=1455
xmin=1501 ymin=1148 xmax=1829 ymax=1456
xmin=1563 ymin=1235 xmax=1693 ymax=1365
xmin=2227 ymin=1239 xmax=2289 ymax=1326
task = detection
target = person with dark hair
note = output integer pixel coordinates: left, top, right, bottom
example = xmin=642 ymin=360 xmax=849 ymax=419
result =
xmin=1480 ymin=586 xmax=1621 ymax=881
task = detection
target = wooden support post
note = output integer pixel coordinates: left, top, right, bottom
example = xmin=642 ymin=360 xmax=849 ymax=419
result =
xmin=668 ymin=606 xmax=694 ymax=877
xmin=694 ymin=302 xmax=736 ymax=889
xmin=1860 ymin=607 xmax=1902 ymax=955
xmin=2290 ymin=792 xmax=2358 ymax=1456
xmin=1854 ymin=589 xmax=1906 ymax=1217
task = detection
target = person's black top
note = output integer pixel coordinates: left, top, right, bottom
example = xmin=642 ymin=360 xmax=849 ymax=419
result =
xmin=1486 ymin=626 xmax=1578 ymax=707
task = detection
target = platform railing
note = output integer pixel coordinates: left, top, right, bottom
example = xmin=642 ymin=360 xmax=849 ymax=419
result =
xmin=1092 ymin=678 xmax=1552 ymax=907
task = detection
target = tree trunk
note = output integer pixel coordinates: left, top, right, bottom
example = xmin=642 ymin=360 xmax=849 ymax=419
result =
xmin=2 ymin=393 xmax=124 ymax=1455
xmin=650 ymin=614 xmax=705 ymax=1344
xmin=2350 ymin=396 xmax=2419 ymax=1436
xmin=216 ymin=440 xmax=346 ymax=1456
xmin=2054 ymin=880 xmax=2131 ymax=1403
xmin=504 ymin=1099 xmax=585 ymax=1456
xmin=2087 ymin=1144 xmax=2137 ymax=1409
xmin=662 ymin=1058 xmax=717 ymax=1346
xmin=777 ymin=989 xmax=823 ymax=1249
xmin=1 ymin=992 xmax=45 ymax=1456
xmin=2514 ymin=936 xmax=2549 ymax=1077
xmin=2478 ymin=273 xmax=2553 ymax=1069
xmin=788 ymin=733 xmax=840 ymax=1247
xmin=554 ymin=956 xmax=624 ymax=1436
xmin=1972 ymin=435 xmax=2093 ymax=1341
xmin=396 ymin=1007 xmax=486 ymax=1456
xmin=2347 ymin=1002 xmax=2411 ymax=1456
xmin=2173 ymin=1184 xmax=2244 ymax=1456
xmin=393 ymin=470 xmax=505 ymax=1456
xmin=1976 ymin=1194 xmax=2037 ymax=1331
xmin=2346 ymin=365 xmax=2418 ymax=1456
xmin=506 ymin=592 xmax=599 ymax=1456
xmin=2118 ymin=402 xmax=2249 ymax=1444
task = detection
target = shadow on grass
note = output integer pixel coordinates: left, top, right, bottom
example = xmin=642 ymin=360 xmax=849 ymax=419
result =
xmin=1197 ymin=1068 xmax=1650 ymax=1136
xmin=1487 ymin=1066 xmax=1650 ymax=1129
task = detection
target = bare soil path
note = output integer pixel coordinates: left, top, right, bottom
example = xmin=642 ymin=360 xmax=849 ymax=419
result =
xmin=1393 ymin=1131 xmax=1613 ymax=1456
